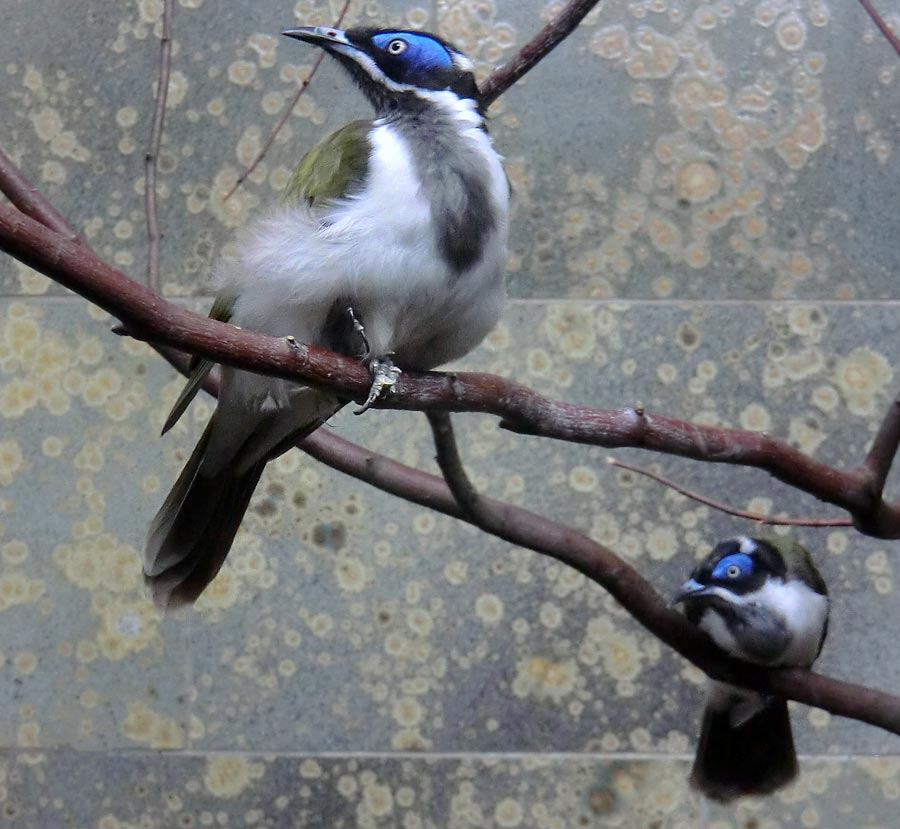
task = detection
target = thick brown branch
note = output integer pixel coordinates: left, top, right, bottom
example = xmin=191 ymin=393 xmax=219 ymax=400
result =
xmin=480 ymin=0 xmax=603 ymax=108
xmin=607 ymin=457 xmax=853 ymax=528
xmin=3 ymin=200 xmax=900 ymax=539
xmin=148 ymin=344 xmax=900 ymax=739
xmin=859 ymin=0 xmax=900 ymax=59
xmin=145 ymin=0 xmax=174 ymax=292
xmin=223 ymin=0 xmax=353 ymax=202
xmin=0 ymin=147 xmax=80 ymax=242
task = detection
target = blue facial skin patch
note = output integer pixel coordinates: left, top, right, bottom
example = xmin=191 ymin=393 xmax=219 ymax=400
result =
xmin=372 ymin=32 xmax=453 ymax=71
xmin=712 ymin=552 xmax=755 ymax=581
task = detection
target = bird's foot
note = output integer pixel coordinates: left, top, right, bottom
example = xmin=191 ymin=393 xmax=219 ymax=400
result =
xmin=346 ymin=306 xmax=370 ymax=358
xmin=355 ymin=355 xmax=401 ymax=415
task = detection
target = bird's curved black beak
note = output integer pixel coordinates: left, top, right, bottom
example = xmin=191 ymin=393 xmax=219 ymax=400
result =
xmin=670 ymin=578 xmax=713 ymax=607
xmin=282 ymin=26 xmax=353 ymax=49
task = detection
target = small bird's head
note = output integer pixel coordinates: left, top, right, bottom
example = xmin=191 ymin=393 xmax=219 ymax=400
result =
xmin=282 ymin=26 xmax=480 ymax=114
xmin=672 ymin=537 xmax=783 ymax=611
xmin=672 ymin=536 xmax=828 ymax=664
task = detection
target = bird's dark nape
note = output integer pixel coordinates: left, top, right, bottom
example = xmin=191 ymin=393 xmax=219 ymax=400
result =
xmin=690 ymin=696 xmax=798 ymax=803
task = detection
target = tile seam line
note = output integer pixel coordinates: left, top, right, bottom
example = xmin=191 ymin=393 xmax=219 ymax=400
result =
xmin=0 ymin=749 xmax=884 ymax=762
xmin=9 ymin=295 xmax=900 ymax=308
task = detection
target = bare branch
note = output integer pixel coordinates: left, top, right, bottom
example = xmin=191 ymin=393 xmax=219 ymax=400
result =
xmin=607 ymin=457 xmax=853 ymax=528
xmin=223 ymin=0 xmax=353 ymax=202
xmin=0 ymin=147 xmax=80 ymax=242
xmin=145 ymin=0 xmax=174 ymax=293
xmin=480 ymin=0 xmax=603 ymax=108
xmin=147 ymin=343 xmax=900 ymax=739
xmin=859 ymin=391 xmax=900 ymax=499
xmin=305 ymin=430 xmax=900 ymax=737
xmin=4 ymin=199 xmax=900 ymax=540
xmin=426 ymin=410 xmax=503 ymax=527
xmin=859 ymin=0 xmax=900 ymax=60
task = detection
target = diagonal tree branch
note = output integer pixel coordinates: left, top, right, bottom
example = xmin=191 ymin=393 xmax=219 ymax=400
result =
xmin=859 ymin=0 xmax=900 ymax=60
xmin=480 ymin=0 xmax=604 ymax=108
xmin=425 ymin=411 xmax=495 ymax=524
xmin=0 ymin=147 xmax=80 ymax=242
xmin=859 ymin=391 xmax=900 ymax=501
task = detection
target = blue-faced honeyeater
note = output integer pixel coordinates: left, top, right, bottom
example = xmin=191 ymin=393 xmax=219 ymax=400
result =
xmin=143 ymin=27 xmax=510 ymax=607
xmin=672 ymin=536 xmax=829 ymax=802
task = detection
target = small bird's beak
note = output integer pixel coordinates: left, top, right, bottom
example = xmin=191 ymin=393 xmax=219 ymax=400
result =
xmin=282 ymin=26 xmax=353 ymax=49
xmin=670 ymin=578 xmax=712 ymax=607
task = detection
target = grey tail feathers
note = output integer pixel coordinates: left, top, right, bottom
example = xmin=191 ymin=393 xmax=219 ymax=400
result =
xmin=143 ymin=417 xmax=267 ymax=610
xmin=690 ymin=695 xmax=798 ymax=803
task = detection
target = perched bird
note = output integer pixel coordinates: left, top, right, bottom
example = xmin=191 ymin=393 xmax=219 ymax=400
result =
xmin=672 ymin=536 xmax=829 ymax=803
xmin=143 ymin=27 xmax=510 ymax=608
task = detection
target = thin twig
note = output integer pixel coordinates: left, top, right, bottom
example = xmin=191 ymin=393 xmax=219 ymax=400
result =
xmin=859 ymin=0 xmax=900 ymax=60
xmin=480 ymin=0 xmax=603 ymax=108
xmin=145 ymin=0 xmax=174 ymax=293
xmin=223 ymin=0 xmax=353 ymax=202
xmin=607 ymin=457 xmax=853 ymax=528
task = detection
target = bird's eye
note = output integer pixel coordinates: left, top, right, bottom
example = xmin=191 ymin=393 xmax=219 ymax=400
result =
xmin=387 ymin=39 xmax=408 ymax=55
xmin=726 ymin=564 xmax=741 ymax=578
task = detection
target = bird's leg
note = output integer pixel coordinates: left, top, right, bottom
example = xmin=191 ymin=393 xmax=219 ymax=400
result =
xmin=346 ymin=306 xmax=370 ymax=358
xmin=355 ymin=354 xmax=402 ymax=415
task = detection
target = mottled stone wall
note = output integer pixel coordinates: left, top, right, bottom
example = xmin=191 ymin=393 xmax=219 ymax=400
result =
xmin=1 ymin=1 xmax=899 ymax=827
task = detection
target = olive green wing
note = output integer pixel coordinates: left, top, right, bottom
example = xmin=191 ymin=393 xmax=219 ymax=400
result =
xmin=281 ymin=119 xmax=372 ymax=208
xmin=161 ymin=294 xmax=234 ymax=436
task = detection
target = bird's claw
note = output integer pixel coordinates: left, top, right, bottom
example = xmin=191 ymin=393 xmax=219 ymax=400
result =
xmin=355 ymin=356 xmax=401 ymax=415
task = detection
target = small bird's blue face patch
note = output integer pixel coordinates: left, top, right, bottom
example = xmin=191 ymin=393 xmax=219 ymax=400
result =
xmin=712 ymin=552 xmax=755 ymax=582
xmin=372 ymin=32 xmax=454 ymax=74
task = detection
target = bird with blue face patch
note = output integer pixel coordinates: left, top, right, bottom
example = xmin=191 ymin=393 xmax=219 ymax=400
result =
xmin=672 ymin=536 xmax=829 ymax=802
xmin=143 ymin=26 xmax=509 ymax=608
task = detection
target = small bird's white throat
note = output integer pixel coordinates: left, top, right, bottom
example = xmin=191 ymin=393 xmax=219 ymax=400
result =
xmin=697 ymin=578 xmax=828 ymax=667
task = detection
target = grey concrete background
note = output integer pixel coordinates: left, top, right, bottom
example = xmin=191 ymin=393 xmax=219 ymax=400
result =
xmin=1 ymin=1 xmax=899 ymax=826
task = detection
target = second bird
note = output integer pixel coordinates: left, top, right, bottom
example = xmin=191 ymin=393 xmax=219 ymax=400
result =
xmin=143 ymin=27 xmax=510 ymax=608
xmin=673 ymin=536 xmax=829 ymax=802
